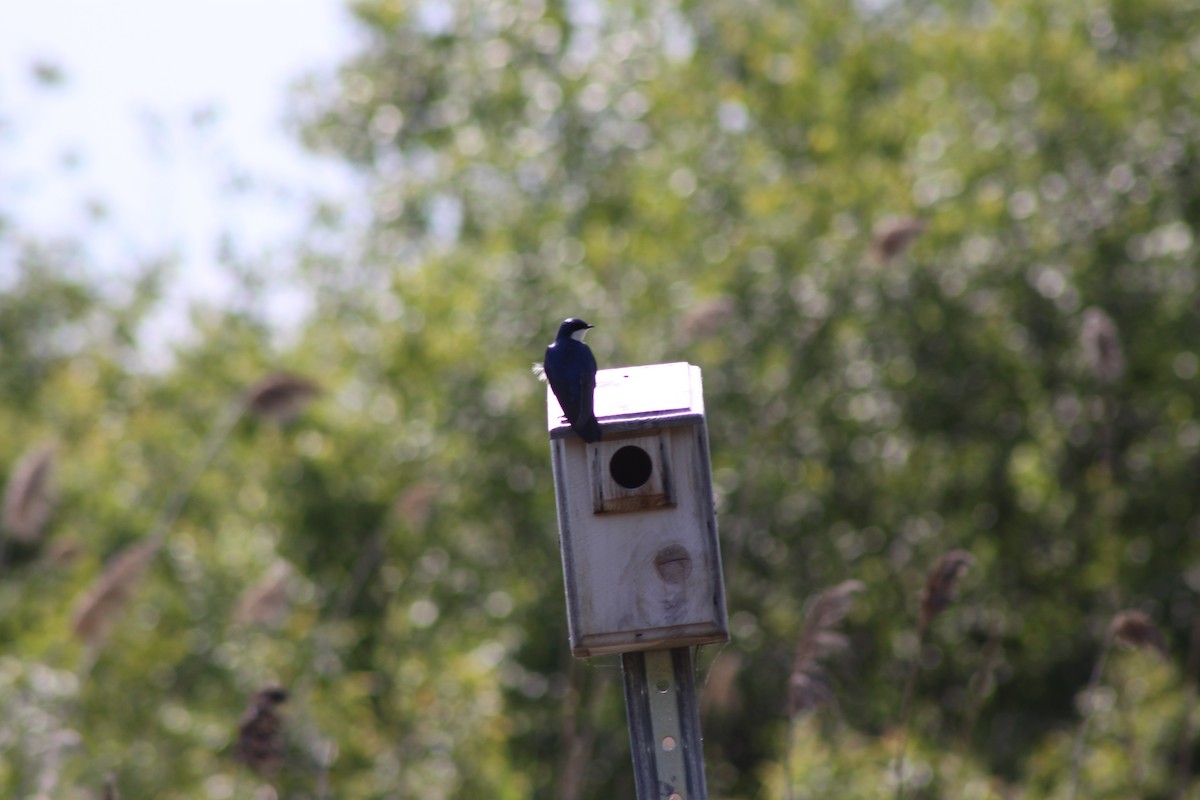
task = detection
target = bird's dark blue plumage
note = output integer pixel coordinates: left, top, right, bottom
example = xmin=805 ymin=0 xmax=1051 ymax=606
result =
xmin=544 ymin=318 xmax=601 ymax=443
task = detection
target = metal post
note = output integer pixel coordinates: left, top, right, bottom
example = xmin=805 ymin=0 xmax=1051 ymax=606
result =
xmin=621 ymin=647 xmax=709 ymax=800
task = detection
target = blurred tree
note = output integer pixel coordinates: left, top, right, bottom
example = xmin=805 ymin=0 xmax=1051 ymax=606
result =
xmin=2 ymin=0 xmax=1199 ymax=797
xmin=290 ymin=1 xmax=1200 ymax=796
xmin=290 ymin=0 xmax=1199 ymax=795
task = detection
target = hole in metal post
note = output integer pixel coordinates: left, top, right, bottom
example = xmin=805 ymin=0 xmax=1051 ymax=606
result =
xmin=661 ymin=736 xmax=677 ymax=752
xmin=609 ymin=445 xmax=652 ymax=489
xmin=655 ymin=679 xmax=670 ymax=693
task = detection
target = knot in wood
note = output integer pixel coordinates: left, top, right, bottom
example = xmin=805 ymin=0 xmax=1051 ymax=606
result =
xmin=654 ymin=544 xmax=693 ymax=584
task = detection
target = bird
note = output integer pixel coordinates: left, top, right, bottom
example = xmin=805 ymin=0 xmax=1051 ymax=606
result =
xmin=543 ymin=317 xmax=602 ymax=443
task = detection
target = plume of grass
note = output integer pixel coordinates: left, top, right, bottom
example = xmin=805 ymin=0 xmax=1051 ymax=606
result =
xmin=0 ymin=442 xmax=58 ymax=572
xmin=1110 ymin=609 xmax=1166 ymax=654
xmin=785 ymin=580 xmax=864 ymax=800
xmin=234 ymin=686 xmax=290 ymax=777
xmin=70 ymin=537 xmax=162 ymax=648
xmin=1067 ymin=609 xmax=1166 ymax=800
xmin=894 ymin=550 xmax=974 ymax=799
xmin=46 ymin=536 xmax=82 ymax=566
xmin=233 ymin=560 xmax=294 ymax=627
xmin=2 ymin=441 xmax=57 ymax=545
xmin=1080 ymin=307 xmax=1123 ymax=475
xmin=245 ymin=373 xmax=320 ymax=424
xmin=678 ymin=295 xmax=736 ymax=345
xmin=790 ymin=580 xmax=863 ymax=716
xmin=871 ymin=216 xmax=927 ymax=263
xmin=1081 ymin=308 xmax=1125 ymax=386
xmin=918 ymin=550 xmax=975 ymax=637
xmin=394 ymin=481 xmax=438 ymax=529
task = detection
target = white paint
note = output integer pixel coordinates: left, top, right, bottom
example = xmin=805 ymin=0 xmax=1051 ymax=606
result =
xmin=546 ymin=361 xmax=701 ymax=431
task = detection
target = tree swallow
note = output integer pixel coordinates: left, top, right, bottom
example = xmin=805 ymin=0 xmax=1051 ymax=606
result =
xmin=544 ymin=318 xmax=602 ymax=443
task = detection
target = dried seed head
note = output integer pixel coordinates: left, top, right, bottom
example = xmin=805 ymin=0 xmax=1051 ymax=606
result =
xmin=71 ymin=538 xmax=161 ymax=647
xmin=47 ymin=537 xmax=82 ymax=566
xmin=919 ymin=550 xmax=974 ymax=631
xmin=256 ymin=686 xmax=290 ymax=705
xmin=245 ymin=373 xmax=320 ymax=423
xmin=394 ymin=482 xmax=439 ymax=529
xmin=789 ymin=669 xmax=836 ymax=717
xmin=800 ymin=580 xmax=864 ymax=651
xmin=789 ymin=580 xmax=864 ymax=717
xmin=1110 ymin=610 xmax=1166 ymax=655
xmin=3 ymin=442 xmax=58 ymax=543
xmin=234 ymin=561 xmax=293 ymax=627
xmin=871 ymin=216 xmax=927 ymax=263
xmin=234 ymin=686 xmax=289 ymax=776
xmin=679 ymin=295 xmax=737 ymax=343
xmin=1081 ymin=307 xmax=1124 ymax=385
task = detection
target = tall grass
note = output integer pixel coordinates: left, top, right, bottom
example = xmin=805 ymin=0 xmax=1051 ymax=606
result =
xmin=70 ymin=373 xmax=319 ymax=656
xmin=1067 ymin=610 xmax=1166 ymax=800
xmin=893 ymin=550 xmax=974 ymax=799
xmin=784 ymin=580 xmax=863 ymax=800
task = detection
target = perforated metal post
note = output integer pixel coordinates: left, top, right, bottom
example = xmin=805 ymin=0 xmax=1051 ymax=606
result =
xmin=622 ymin=648 xmax=709 ymax=800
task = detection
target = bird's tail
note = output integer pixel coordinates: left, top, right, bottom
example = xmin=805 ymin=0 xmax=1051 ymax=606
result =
xmin=576 ymin=415 xmax=602 ymax=444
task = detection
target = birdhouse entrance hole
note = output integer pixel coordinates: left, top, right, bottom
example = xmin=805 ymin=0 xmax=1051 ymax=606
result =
xmin=610 ymin=445 xmax=653 ymax=489
xmin=590 ymin=431 xmax=674 ymax=514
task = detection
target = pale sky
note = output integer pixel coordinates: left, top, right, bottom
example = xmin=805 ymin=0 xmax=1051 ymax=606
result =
xmin=0 ymin=0 xmax=362 ymax=356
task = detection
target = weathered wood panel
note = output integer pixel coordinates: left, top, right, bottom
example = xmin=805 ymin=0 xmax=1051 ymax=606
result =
xmin=550 ymin=363 xmax=729 ymax=657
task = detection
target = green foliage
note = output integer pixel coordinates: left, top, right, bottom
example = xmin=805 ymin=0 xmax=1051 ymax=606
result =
xmin=3 ymin=0 xmax=1200 ymax=797
xmin=1026 ymin=652 xmax=1181 ymax=799
xmin=768 ymin=717 xmax=1015 ymax=800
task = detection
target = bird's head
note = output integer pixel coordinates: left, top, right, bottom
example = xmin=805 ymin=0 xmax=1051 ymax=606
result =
xmin=558 ymin=317 xmax=594 ymax=342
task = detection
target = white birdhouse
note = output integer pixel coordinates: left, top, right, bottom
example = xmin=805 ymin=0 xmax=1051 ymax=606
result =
xmin=547 ymin=362 xmax=729 ymax=657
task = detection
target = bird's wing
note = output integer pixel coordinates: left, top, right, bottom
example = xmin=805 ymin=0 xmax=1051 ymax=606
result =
xmin=544 ymin=349 xmax=577 ymax=423
xmin=578 ymin=362 xmax=596 ymax=417
xmin=552 ymin=365 xmax=585 ymax=422
xmin=568 ymin=347 xmax=596 ymax=428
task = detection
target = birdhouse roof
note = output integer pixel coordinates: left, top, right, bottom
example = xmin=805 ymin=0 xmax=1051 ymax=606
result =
xmin=547 ymin=362 xmax=705 ymax=439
